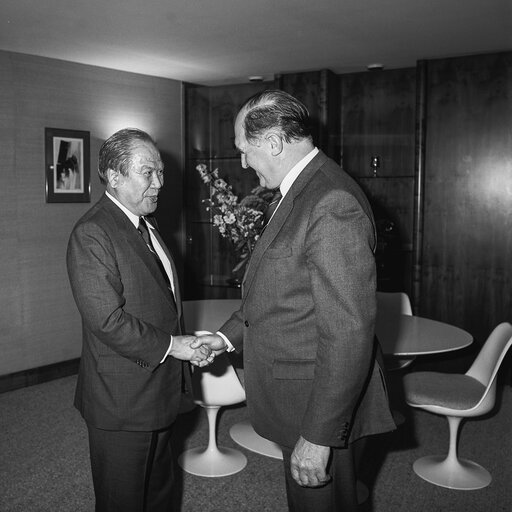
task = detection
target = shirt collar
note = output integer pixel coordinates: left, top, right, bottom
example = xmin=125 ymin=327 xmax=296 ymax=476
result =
xmin=105 ymin=191 xmax=140 ymax=228
xmin=279 ymin=147 xmax=319 ymax=197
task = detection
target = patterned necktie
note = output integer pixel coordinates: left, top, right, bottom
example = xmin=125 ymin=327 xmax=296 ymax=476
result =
xmin=138 ymin=217 xmax=172 ymax=291
xmin=263 ymin=188 xmax=283 ymax=227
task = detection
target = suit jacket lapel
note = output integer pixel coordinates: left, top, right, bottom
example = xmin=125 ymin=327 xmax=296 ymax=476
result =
xmin=242 ymin=151 xmax=327 ymax=298
xmin=101 ymin=196 xmax=177 ymax=311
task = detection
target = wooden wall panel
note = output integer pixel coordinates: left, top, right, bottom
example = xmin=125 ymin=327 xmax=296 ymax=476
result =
xmin=340 ymin=68 xmax=416 ymax=178
xmin=340 ymin=68 xmax=417 ymax=296
xmin=421 ymin=52 xmax=512 ymax=344
xmin=276 ymin=70 xmax=340 ymax=161
xmin=0 ymin=50 xmax=183 ymax=376
xmin=358 ymin=177 xmax=414 ymax=249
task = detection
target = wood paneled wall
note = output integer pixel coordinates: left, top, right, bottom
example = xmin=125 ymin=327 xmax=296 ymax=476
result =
xmin=181 ymin=52 xmax=512 ymax=359
xmin=0 ymin=51 xmax=183 ymax=377
xmin=420 ymin=52 xmax=512 ymax=345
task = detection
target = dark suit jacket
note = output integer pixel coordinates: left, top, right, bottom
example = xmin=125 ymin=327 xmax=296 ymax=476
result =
xmin=67 ymin=194 xmax=184 ymax=431
xmin=220 ymin=151 xmax=396 ymax=449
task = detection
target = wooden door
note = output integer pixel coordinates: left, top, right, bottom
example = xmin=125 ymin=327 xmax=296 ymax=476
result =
xmin=421 ymin=52 xmax=512 ymax=346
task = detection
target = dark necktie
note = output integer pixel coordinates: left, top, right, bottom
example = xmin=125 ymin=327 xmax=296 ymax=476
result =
xmin=263 ymin=188 xmax=283 ymax=227
xmin=138 ymin=217 xmax=173 ymax=292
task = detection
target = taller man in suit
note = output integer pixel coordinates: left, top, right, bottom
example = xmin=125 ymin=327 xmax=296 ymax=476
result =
xmin=67 ymin=128 xmax=212 ymax=512
xmin=194 ymin=91 xmax=396 ymax=511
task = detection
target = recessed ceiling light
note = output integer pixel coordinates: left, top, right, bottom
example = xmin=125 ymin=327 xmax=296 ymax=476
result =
xmin=367 ymin=63 xmax=384 ymax=71
xmin=248 ymin=76 xmax=264 ymax=82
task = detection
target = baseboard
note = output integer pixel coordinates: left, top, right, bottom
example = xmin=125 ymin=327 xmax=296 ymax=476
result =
xmin=0 ymin=358 xmax=80 ymax=394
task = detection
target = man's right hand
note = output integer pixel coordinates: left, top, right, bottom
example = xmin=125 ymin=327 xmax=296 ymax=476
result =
xmin=190 ymin=333 xmax=227 ymax=357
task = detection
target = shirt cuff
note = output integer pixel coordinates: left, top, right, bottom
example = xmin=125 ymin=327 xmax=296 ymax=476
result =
xmin=216 ymin=331 xmax=235 ymax=352
xmin=160 ymin=335 xmax=173 ymax=363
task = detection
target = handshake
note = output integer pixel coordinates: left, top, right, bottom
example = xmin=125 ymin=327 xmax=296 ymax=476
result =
xmin=171 ymin=332 xmax=227 ymax=367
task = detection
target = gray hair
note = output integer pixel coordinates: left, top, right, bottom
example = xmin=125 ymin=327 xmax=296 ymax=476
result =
xmin=239 ymin=89 xmax=312 ymax=144
xmin=98 ymin=128 xmax=156 ymax=184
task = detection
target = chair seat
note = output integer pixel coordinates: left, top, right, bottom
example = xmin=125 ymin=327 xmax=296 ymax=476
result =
xmin=229 ymin=420 xmax=283 ymax=459
xmin=404 ymin=372 xmax=485 ymax=410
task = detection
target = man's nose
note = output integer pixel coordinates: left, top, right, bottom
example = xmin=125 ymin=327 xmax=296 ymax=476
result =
xmin=151 ymin=172 xmax=163 ymax=188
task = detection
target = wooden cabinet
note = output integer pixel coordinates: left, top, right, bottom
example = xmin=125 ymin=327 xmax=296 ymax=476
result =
xmin=339 ymin=68 xmax=417 ymax=294
xmin=183 ymin=82 xmax=270 ymax=299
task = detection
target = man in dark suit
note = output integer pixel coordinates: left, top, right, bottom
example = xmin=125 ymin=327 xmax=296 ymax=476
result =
xmin=194 ymin=91 xmax=396 ymax=511
xmin=67 ymin=128 xmax=212 ymax=512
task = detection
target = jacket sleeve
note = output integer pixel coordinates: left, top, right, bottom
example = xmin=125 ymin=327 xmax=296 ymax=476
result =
xmin=300 ymin=189 xmax=377 ymax=446
xmin=219 ymin=308 xmax=245 ymax=353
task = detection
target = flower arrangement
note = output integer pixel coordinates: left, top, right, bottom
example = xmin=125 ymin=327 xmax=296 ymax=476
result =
xmin=196 ymin=163 xmax=273 ymax=276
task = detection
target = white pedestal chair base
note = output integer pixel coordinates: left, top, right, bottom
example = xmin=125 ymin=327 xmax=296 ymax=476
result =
xmin=413 ymin=455 xmax=492 ymax=490
xmin=178 ymin=445 xmax=247 ymax=477
xmin=178 ymin=403 xmax=247 ymax=477
xmin=230 ymin=420 xmax=283 ymax=460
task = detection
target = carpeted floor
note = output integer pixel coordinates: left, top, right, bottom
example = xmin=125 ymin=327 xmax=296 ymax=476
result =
xmin=0 ymin=375 xmax=510 ymax=511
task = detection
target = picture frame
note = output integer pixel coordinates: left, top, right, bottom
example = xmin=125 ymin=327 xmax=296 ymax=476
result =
xmin=45 ymin=127 xmax=91 ymax=203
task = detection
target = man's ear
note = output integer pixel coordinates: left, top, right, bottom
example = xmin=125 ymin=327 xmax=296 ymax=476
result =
xmin=107 ymin=168 xmax=121 ymax=188
xmin=266 ymin=132 xmax=284 ymax=156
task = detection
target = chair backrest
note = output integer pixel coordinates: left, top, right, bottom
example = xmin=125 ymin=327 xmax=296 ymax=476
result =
xmin=190 ymin=330 xmax=246 ymax=407
xmin=464 ymin=322 xmax=512 ymax=415
xmin=466 ymin=322 xmax=512 ymax=385
xmin=376 ymin=291 xmax=413 ymax=318
xmin=191 ymin=353 xmax=246 ymax=406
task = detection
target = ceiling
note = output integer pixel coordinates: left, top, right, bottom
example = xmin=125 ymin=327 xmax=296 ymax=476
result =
xmin=1 ymin=0 xmax=511 ymax=86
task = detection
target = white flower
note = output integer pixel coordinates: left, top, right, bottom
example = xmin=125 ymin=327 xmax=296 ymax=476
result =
xmin=224 ymin=212 xmax=236 ymax=224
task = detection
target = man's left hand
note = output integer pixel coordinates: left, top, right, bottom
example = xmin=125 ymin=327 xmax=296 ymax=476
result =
xmin=290 ymin=436 xmax=331 ymax=487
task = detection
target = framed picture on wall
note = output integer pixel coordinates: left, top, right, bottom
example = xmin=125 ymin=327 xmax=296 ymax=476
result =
xmin=45 ymin=127 xmax=91 ymax=203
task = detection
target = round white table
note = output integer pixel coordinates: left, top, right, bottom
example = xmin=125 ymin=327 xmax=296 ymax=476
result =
xmin=376 ymin=314 xmax=473 ymax=356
